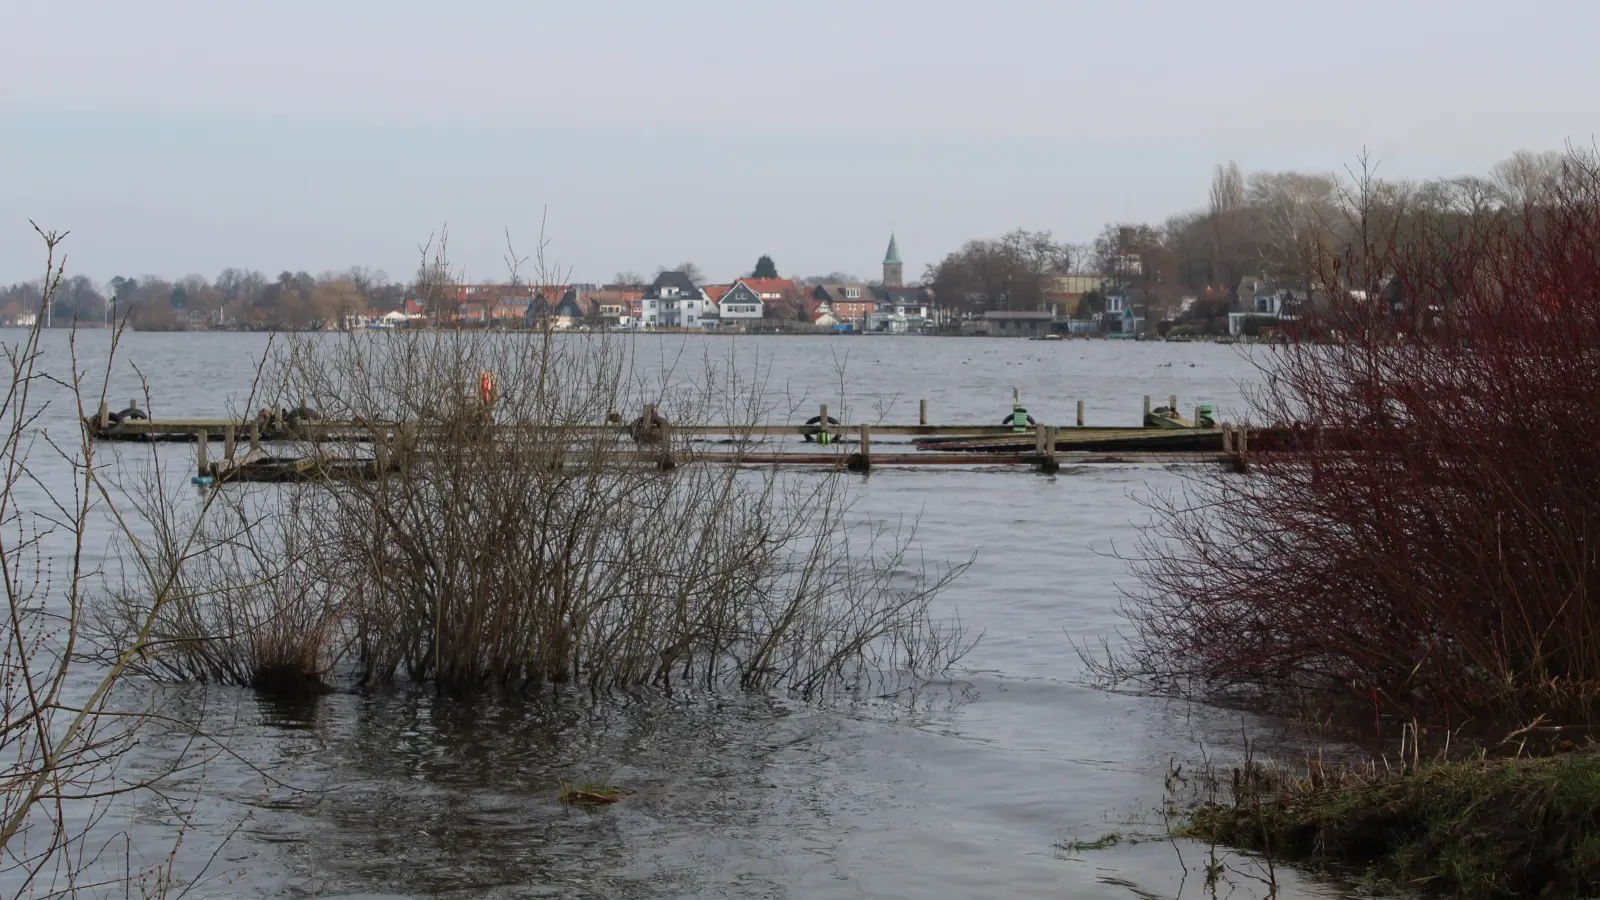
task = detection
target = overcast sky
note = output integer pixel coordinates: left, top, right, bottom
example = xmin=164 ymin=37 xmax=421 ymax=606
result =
xmin=3 ymin=0 xmax=1597 ymax=286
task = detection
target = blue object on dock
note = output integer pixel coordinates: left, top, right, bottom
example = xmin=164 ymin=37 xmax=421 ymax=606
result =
xmin=191 ymin=475 xmax=215 ymax=486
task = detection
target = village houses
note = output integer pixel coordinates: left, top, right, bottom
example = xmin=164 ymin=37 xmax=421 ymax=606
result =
xmin=402 ymin=233 xmax=943 ymax=332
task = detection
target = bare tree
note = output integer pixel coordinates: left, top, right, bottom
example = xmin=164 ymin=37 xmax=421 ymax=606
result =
xmin=1414 ymin=175 xmax=1506 ymax=217
xmin=2 ymin=226 xmax=241 ymax=896
xmin=1208 ymin=161 xmax=1246 ymax=217
xmin=1246 ymin=170 xmax=1339 ymax=288
xmin=1490 ymin=149 xmax=1564 ymax=208
xmin=1208 ymin=161 xmax=1248 ymax=288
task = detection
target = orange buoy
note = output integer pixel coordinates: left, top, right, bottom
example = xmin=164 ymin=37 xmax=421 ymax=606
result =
xmin=479 ymin=370 xmax=495 ymax=406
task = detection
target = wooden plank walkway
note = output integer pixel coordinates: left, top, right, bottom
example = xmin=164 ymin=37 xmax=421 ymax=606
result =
xmin=91 ymin=393 xmax=1257 ymax=483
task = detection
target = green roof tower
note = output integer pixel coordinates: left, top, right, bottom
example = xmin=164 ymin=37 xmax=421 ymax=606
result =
xmin=883 ymin=234 xmax=904 ymax=287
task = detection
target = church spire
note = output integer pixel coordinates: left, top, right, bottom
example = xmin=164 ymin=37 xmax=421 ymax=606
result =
xmin=882 ymin=234 xmax=904 ymax=287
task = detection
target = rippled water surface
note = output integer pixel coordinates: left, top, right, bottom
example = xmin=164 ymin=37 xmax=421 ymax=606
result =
xmin=24 ymin=332 xmax=1363 ymax=899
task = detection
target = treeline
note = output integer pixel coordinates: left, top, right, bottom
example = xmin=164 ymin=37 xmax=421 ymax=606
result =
xmin=0 ymin=267 xmax=407 ymax=330
xmin=927 ymin=149 xmax=1575 ymax=319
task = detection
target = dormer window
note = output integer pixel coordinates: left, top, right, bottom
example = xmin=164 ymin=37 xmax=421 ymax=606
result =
xmin=844 ymin=287 xmax=861 ymax=299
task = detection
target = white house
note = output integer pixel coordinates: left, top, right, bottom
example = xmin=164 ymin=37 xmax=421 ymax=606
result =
xmin=716 ymin=280 xmax=766 ymax=324
xmin=1228 ymin=286 xmax=1290 ymax=335
xmin=643 ymin=271 xmax=709 ymax=329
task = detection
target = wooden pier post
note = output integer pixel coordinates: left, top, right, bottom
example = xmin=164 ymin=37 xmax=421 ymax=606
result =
xmin=1042 ymin=425 xmax=1060 ymax=473
xmin=848 ymin=424 xmax=872 ymax=472
xmin=1169 ymin=394 xmax=1177 ymax=413
xmin=196 ymin=429 xmax=209 ymax=478
xmin=1234 ymin=424 xmax=1250 ymax=473
xmin=223 ymin=425 xmax=236 ymax=463
xmin=818 ymin=403 xmax=830 ymax=444
xmin=1034 ymin=423 xmax=1047 ymax=457
xmin=661 ymin=420 xmax=678 ymax=471
xmin=374 ymin=429 xmax=390 ymax=474
xmin=635 ymin=404 xmax=665 ymax=444
xmin=1144 ymin=395 xmax=1152 ymax=418
xmin=1222 ymin=423 xmax=1235 ymax=453
xmin=398 ymin=420 xmax=418 ymax=469
xmin=97 ymin=401 xmax=110 ymax=429
xmin=919 ymin=399 xmax=927 ymax=426
xmin=249 ymin=420 xmax=262 ymax=454
xmin=1194 ymin=406 xmax=1202 ymax=429
xmin=1076 ymin=400 xmax=1085 ymax=427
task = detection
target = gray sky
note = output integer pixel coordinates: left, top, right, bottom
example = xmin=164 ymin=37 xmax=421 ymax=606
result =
xmin=3 ymin=0 xmax=1597 ymax=286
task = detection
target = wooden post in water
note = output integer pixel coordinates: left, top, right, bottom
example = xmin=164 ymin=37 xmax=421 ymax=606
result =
xmin=919 ymin=398 xmax=927 ymax=426
xmin=1194 ymin=406 xmax=1202 ymax=429
xmin=1076 ymin=400 xmax=1085 ymax=427
xmin=249 ymin=421 xmax=262 ymax=454
xmin=1042 ymin=425 xmax=1060 ymax=473
xmin=97 ymin=401 xmax=110 ymax=429
xmin=196 ymin=429 xmax=209 ymax=478
xmin=1169 ymin=394 xmax=1177 ymax=412
xmin=818 ymin=403 xmax=830 ymax=444
xmin=399 ymin=420 xmax=418 ymax=460
xmin=849 ymin=424 xmax=872 ymax=472
xmin=658 ymin=419 xmax=677 ymax=471
xmin=1222 ymin=423 xmax=1234 ymax=453
xmin=1034 ymin=423 xmax=1047 ymax=457
xmin=374 ymin=429 xmax=390 ymax=474
xmin=1143 ymin=395 xmax=1152 ymax=419
xmin=223 ymin=425 xmax=236 ymax=463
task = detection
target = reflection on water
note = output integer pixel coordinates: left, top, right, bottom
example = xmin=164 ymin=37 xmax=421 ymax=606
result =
xmin=228 ymin=688 xmax=962 ymax=898
xmin=16 ymin=332 xmax=1369 ymax=898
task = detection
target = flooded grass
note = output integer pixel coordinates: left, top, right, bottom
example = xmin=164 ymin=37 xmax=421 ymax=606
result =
xmin=1178 ymin=748 xmax=1600 ymax=898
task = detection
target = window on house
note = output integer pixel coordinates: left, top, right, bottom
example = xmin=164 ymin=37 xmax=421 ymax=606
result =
xmin=845 ymin=287 xmax=860 ymax=299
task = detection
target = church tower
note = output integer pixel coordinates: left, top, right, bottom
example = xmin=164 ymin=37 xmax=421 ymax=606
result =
xmin=882 ymin=234 xmax=904 ymax=288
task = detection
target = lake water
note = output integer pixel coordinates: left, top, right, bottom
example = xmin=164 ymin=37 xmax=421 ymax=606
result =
xmin=18 ymin=331 xmax=1362 ymax=899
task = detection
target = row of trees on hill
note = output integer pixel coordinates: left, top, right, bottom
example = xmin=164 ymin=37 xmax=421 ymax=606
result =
xmin=0 ymin=267 xmax=407 ymax=330
xmin=926 ymin=149 xmax=1576 ymax=322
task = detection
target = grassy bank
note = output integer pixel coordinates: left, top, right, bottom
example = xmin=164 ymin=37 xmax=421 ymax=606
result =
xmin=1179 ymin=749 xmax=1600 ymax=898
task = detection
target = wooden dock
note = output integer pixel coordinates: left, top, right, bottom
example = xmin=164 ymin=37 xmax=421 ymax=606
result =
xmin=86 ymin=393 xmax=1258 ymax=484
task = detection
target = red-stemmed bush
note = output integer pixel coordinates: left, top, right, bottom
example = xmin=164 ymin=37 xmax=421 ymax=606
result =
xmin=1109 ymin=150 xmax=1600 ymax=729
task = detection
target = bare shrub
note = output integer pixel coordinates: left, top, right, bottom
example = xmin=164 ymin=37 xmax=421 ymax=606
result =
xmin=100 ymin=486 xmax=345 ymax=696
xmin=1 ymin=227 xmax=230 ymax=896
xmin=1105 ymin=149 xmax=1600 ymax=727
xmin=101 ymin=241 xmax=970 ymax=699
